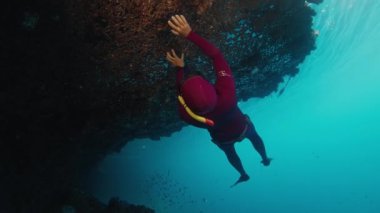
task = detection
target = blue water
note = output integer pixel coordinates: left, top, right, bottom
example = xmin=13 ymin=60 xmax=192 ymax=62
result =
xmin=90 ymin=0 xmax=380 ymax=212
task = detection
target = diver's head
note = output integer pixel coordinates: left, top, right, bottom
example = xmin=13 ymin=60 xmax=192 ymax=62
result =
xmin=181 ymin=75 xmax=217 ymax=115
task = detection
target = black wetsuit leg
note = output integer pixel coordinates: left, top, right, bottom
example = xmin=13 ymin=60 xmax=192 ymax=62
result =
xmin=216 ymin=142 xmax=247 ymax=176
xmin=245 ymin=121 xmax=268 ymax=161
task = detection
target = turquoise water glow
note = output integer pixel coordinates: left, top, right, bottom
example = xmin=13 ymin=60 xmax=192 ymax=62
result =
xmin=91 ymin=0 xmax=380 ymax=212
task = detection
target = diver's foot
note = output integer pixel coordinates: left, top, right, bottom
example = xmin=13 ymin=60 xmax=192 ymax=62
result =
xmin=230 ymin=174 xmax=250 ymax=188
xmin=261 ymin=157 xmax=272 ymax=166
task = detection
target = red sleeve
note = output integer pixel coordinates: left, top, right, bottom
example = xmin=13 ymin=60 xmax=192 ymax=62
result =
xmin=185 ymin=31 xmax=237 ymax=107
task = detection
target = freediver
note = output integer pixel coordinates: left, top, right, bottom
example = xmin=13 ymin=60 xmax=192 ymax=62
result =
xmin=165 ymin=15 xmax=271 ymax=187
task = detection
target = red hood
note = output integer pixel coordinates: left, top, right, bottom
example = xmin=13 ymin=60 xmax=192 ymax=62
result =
xmin=181 ymin=76 xmax=217 ymax=115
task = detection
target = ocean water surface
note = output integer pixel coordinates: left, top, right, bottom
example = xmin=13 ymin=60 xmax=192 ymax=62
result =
xmin=90 ymin=0 xmax=380 ymax=212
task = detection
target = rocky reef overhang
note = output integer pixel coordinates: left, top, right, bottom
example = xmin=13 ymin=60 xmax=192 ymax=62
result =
xmin=1 ymin=0 xmax=322 ymax=211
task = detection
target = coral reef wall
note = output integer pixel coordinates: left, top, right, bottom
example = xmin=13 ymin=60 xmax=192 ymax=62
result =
xmin=62 ymin=0 xmax=320 ymax=141
xmin=1 ymin=0 xmax=321 ymax=211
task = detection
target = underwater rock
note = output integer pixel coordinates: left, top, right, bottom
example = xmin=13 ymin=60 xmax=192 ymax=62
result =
xmin=45 ymin=0 xmax=321 ymax=141
xmin=1 ymin=0 xmax=322 ymax=211
xmin=107 ymin=197 xmax=154 ymax=213
xmin=52 ymin=189 xmax=154 ymax=213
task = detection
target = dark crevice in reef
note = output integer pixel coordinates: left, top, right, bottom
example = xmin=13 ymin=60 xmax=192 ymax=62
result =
xmin=1 ymin=0 xmax=322 ymax=212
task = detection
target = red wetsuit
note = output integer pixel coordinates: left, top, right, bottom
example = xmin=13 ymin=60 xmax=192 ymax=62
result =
xmin=176 ymin=31 xmax=248 ymax=144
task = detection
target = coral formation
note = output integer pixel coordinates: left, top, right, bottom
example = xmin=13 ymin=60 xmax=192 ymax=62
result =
xmin=1 ymin=0 xmax=322 ymax=211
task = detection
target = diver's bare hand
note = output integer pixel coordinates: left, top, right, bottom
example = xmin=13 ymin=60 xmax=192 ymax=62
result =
xmin=166 ymin=49 xmax=185 ymax=68
xmin=168 ymin=15 xmax=192 ymax=37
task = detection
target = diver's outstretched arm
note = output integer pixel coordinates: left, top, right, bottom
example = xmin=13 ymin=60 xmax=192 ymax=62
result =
xmin=168 ymin=15 xmax=233 ymax=81
xmin=168 ymin=15 xmax=225 ymax=64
